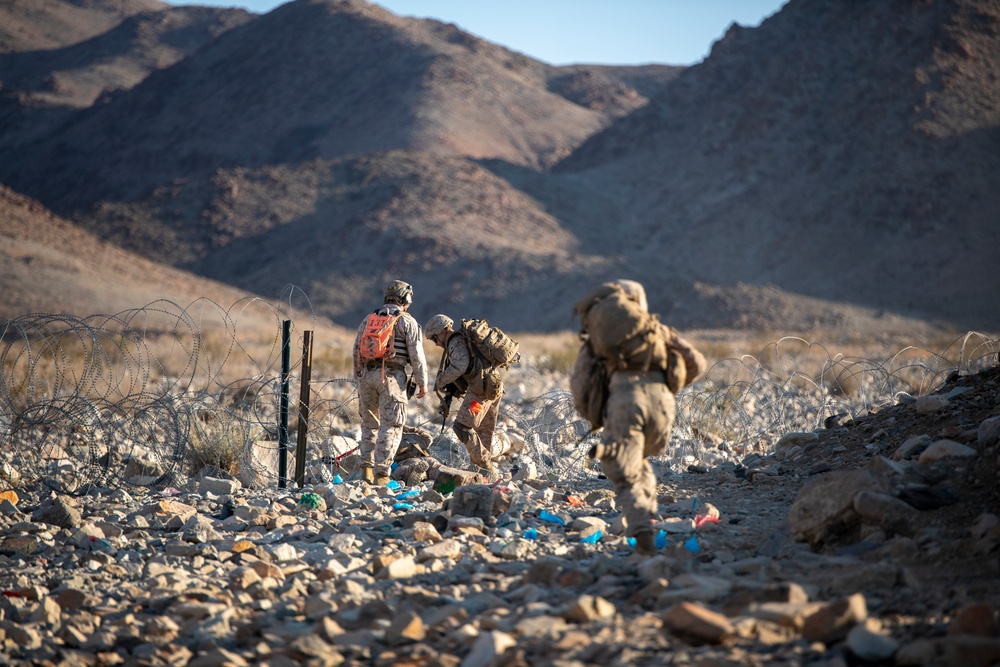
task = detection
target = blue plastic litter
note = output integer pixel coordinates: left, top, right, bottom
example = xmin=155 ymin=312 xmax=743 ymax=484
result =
xmin=655 ymin=530 xmax=668 ymax=549
xmin=538 ymin=510 xmax=566 ymax=526
xmin=691 ymin=497 xmax=700 ymax=512
xmin=396 ymin=489 xmax=420 ymax=500
xmin=580 ymin=530 xmax=602 ymax=544
xmin=386 ymin=480 xmax=402 ymax=491
xmin=523 ymin=528 xmax=539 ymax=540
xmin=393 ymin=502 xmax=414 ymax=511
xmin=684 ymin=535 xmax=700 ymax=552
xmin=627 ymin=531 xmax=667 ymax=551
xmin=333 ymin=474 xmax=343 ymax=484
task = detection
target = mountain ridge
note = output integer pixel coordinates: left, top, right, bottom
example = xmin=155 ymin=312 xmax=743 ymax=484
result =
xmin=0 ymin=0 xmax=996 ymax=335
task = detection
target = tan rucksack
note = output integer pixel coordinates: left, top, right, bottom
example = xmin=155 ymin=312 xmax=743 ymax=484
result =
xmin=573 ymin=282 xmax=669 ymax=372
xmin=459 ymin=319 xmax=521 ymax=368
xmin=570 ymin=340 xmax=610 ymax=429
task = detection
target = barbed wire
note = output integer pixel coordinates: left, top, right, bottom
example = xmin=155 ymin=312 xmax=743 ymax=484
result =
xmin=1 ymin=300 xmax=997 ymax=495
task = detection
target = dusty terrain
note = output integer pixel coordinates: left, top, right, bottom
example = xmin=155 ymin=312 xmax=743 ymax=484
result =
xmin=0 ymin=352 xmax=998 ymax=666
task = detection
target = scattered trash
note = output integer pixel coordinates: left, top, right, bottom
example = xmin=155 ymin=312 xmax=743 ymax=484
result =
xmin=566 ymin=495 xmax=585 ymax=507
xmin=393 ymin=502 xmax=414 ymax=511
xmin=580 ymin=530 xmax=602 ymax=544
xmin=684 ymin=535 xmax=701 ymax=552
xmin=523 ymin=527 xmax=539 ymax=540
xmin=396 ymin=489 xmax=420 ymax=500
xmin=386 ymin=480 xmax=402 ymax=491
xmin=161 ymin=487 xmax=182 ymax=497
xmin=694 ymin=503 xmax=720 ymax=528
xmin=333 ymin=474 xmax=343 ymax=484
xmin=299 ymin=492 xmax=323 ymax=509
xmin=538 ymin=510 xmax=566 ymax=526
xmin=628 ymin=529 xmax=669 ymax=551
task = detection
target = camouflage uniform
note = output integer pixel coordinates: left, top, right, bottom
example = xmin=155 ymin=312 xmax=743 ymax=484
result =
xmin=436 ymin=332 xmax=501 ymax=470
xmin=353 ymin=304 xmax=428 ymax=478
xmin=597 ymin=321 xmax=706 ymax=550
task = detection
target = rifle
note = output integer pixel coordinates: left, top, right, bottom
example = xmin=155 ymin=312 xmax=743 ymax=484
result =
xmin=438 ymin=388 xmax=455 ymax=435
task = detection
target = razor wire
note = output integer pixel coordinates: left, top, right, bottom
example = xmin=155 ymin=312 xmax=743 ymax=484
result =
xmin=1 ymin=299 xmax=997 ymax=495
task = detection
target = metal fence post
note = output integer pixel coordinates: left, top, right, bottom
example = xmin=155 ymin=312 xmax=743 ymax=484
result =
xmin=278 ymin=319 xmax=290 ymax=489
xmin=294 ymin=331 xmax=313 ymax=487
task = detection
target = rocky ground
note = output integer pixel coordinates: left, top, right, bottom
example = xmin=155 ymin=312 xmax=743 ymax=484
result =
xmin=1 ymin=365 xmax=999 ymax=667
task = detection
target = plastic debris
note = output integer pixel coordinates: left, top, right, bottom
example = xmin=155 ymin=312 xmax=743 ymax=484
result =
xmin=538 ymin=510 xmax=566 ymax=526
xmin=161 ymin=487 xmax=182 ymax=497
xmin=566 ymin=495 xmax=585 ymax=507
xmin=684 ymin=535 xmax=701 ymax=552
xmin=393 ymin=502 xmax=414 ymax=511
xmin=627 ymin=530 xmax=668 ymax=551
xmin=333 ymin=474 xmax=343 ymax=484
xmin=299 ymin=492 xmax=323 ymax=509
xmin=386 ymin=480 xmax=402 ymax=491
xmin=396 ymin=489 xmax=420 ymax=500
xmin=694 ymin=504 xmax=720 ymax=528
xmin=580 ymin=530 xmax=602 ymax=544
xmin=523 ymin=528 xmax=539 ymax=540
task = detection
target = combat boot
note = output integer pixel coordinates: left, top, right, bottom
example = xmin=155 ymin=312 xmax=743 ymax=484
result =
xmin=632 ymin=529 xmax=657 ymax=556
xmin=374 ymin=473 xmax=391 ymax=487
xmin=360 ymin=466 xmax=374 ymax=485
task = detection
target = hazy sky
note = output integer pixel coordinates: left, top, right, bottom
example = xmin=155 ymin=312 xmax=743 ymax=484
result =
xmin=164 ymin=0 xmax=789 ymax=66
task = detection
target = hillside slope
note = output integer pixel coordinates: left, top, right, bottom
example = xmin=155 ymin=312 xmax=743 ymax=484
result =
xmin=0 ymin=185 xmax=270 ymax=324
xmin=0 ymin=0 xmax=676 ymax=210
xmin=557 ymin=0 xmax=1000 ymax=330
xmin=0 ymin=0 xmax=165 ymax=53
xmin=0 ymin=0 xmax=995 ymax=336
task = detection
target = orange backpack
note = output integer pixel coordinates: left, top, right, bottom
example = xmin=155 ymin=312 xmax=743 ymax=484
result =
xmin=359 ymin=308 xmax=402 ymax=361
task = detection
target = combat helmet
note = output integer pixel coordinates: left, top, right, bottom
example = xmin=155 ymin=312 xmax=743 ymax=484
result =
xmin=384 ymin=280 xmax=413 ymax=306
xmin=424 ymin=314 xmax=454 ymax=339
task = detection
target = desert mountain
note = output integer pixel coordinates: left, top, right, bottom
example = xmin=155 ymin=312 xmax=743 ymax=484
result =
xmin=0 ymin=0 xmax=996 ymax=335
xmin=0 ymin=184 xmax=311 ymax=333
xmin=1 ymin=0 xmax=675 ymax=208
xmin=0 ymin=0 xmax=166 ymax=53
xmin=558 ymin=0 xmax=1000 ymax=331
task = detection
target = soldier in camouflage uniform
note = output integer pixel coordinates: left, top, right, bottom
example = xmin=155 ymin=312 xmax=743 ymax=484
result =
xmin=587 ymin=280 xmax=707 ymax=555
xmin=353 ymin=280 xmax=428 ymax=486
xmin=424 ymin=314 xmax=502 ymax=482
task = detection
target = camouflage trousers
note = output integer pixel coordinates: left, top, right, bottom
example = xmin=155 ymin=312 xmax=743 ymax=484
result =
xmin=596 ymin=370 xmax=675 ymax=538
xmin=358 ymin=366 xmax=409 ymax=477
xmin=453 ymin=389 xmax=501 ymax=469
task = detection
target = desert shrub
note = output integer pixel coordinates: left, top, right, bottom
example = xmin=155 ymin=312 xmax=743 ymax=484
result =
xmin=185 ymin=409 xmax=255 ymax=477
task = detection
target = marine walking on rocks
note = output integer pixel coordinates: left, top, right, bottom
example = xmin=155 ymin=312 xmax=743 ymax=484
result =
xmin=572 ymin=279 xmax=707 ymax=555
xmin=353 ymin=279 xmax=428 ymax=486
xmin=425 ymin=314 xmax=520 ymax=483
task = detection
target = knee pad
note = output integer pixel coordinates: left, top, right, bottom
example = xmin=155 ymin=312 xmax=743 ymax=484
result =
xmin=453 ymin=422 xmax=473 ymax=445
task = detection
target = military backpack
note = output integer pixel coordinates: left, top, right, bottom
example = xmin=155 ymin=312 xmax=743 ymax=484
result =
xmin=359 ymin=307 xmax=402 ymax=362
xmin=459 ymin=319 xmax=521 ymax=368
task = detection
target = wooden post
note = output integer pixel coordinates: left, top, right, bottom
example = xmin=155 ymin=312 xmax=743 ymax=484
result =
xmin=294 ymin=331 xmax=313 ymax=488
